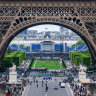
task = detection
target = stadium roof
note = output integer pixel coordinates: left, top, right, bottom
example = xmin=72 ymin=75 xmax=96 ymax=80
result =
xmin=44 ymin=33 xmax=51 ymax=39
xmin=41 ymin=41 xmax=54 ymax=44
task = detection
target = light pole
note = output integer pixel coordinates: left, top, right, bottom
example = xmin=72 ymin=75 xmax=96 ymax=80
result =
xmin=60 ymin=55 xmax=62 ymax=71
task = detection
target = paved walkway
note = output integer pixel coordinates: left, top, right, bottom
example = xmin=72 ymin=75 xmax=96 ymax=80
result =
xmin=66 ymin=83 xmax=74 ymax=96
xmin=22 ymin=77 xmax=74 ymax=96
xmin=22 ymin=84 xmax=30 ymax=96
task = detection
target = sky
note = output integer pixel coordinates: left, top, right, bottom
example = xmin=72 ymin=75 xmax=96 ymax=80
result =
xmin=28 ymin=24 xmax=60 ymax=32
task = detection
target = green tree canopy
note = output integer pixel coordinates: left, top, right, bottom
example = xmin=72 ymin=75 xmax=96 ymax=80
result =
xmin=19 ymin=44 xmax=26 ymax=48
xmin=70 ymin=40 xmax=85 ymax=48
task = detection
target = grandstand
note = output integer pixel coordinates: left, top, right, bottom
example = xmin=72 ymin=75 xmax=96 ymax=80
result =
xmin=32 ymin=44 xmax=40 ymax=52
xmin=8 ymin=45 xmax=30 ymax=51
xmin=79 ymin=45 xmax=88 ymax=51
xmin=69 ymin=45 xmax=88 ymax=51
xmin=26 ymin=52 xmax=69 ymax=60
xmin=8 ymin=44 xmax=88 ymax=52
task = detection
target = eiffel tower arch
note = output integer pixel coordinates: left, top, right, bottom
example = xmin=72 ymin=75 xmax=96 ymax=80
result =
xmin=0 ymin=0 xmax=96 ymax=65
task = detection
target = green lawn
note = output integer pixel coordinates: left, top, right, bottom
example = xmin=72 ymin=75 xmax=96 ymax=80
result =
xmin=32 ymin=60 xmax=64 ymax=69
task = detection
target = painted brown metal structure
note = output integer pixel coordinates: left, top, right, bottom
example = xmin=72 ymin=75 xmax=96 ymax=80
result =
xmin=0 ymin=0 xmax=96 ymax=64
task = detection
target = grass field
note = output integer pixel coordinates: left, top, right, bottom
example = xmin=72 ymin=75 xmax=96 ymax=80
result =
xmin=32 ymin=60 xmax=64 ymax=69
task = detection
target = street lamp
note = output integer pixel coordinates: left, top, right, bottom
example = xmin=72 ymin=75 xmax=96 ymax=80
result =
xmin=60 ymin=55 xmax=62 ymax=71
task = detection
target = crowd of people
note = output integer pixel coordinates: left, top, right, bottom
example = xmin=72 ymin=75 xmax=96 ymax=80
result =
xmin=5 ymin=69 xmax=92 ymax=96
xmin=26 ymin=67 xmax=79 ymax=78
xmin=87 ymin=72 xmax=96 ymax=82
xmin=6 ymin=84 xmax=23 ymax=96
xmin=5 ymin=79 xmax=29 ymax=96
xmin=66 ymin=68 xmax=92 ymax=96
xmin=0 ymin=71 xmax=9 ymax=84
xmin=27 ymin=71 xmax=92 ymax=96
xmin=0 ymin=58 xmax=95 ymax=96
xmin=70 ymin=83 xmax=91 ymax=96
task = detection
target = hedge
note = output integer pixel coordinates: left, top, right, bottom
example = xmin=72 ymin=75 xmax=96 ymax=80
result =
xmin=18 ymin=51 xmax=26 ymax=59
xmin=4 ymin=51 xmax=26 ymax=67
xmin=80 ymin=54 xmax=91 ymax=66
xmin=69 ymin=51 xmax=92 ymax=66
xmin=4 ymin=55 xmax=14 ymax=68
xmin=13 ymin=54 xmax=23 ymax=66
xmin=74 ymin=56 xmax=80 ymax=66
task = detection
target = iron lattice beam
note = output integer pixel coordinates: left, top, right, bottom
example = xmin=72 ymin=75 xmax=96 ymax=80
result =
xmin=0 ymin=0 xmax=96 ymax=65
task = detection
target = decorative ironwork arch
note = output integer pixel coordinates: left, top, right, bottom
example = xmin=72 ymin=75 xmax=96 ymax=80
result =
xmin=0 ymin=16 xmax=96 ymax=64
xmin=0 ymin=0 xmax=96 ymax=65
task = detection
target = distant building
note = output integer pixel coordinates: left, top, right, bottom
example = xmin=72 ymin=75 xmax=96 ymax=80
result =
xmin=26 ymin=30 xmax=37 ymax=36
xmin=11 ymin=27 xmax=82 ymax=52
xmin=60 ymin=27 xmax=81 ymax=41
xmin=14 ymin=27 xmax=81 ymax=41
xmin=41 ymin=32 xmax=54 ymax=52
xmin=41 ymin=41 xmax=54 ymax=52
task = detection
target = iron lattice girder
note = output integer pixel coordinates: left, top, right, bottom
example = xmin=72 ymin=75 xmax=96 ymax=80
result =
xmin=0 ymin=1 xmax=96 ymax=64
xmin=1 ymin=7 xmax=96 ymax=17
xmin=0 ymin=0 xmax=96 ymax=2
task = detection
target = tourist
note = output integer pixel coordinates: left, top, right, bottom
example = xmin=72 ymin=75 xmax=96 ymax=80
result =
xmin=45 ymin=84 xmax=48 ymax=92
xmin=36 ymin=80 xmax=38 ymax=83
xmin=42 ymin=80 xmax=43 ymax=87
xmin=37 ymin=83 xmax=38 ymax=88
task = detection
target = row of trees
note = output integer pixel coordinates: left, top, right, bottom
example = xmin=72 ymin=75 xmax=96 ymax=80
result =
xmin=69 ymin=51 xmax=92 ymax=66
xmin=4 ymin=51 xmax=26 ymax=68
xmin=70 ymin=40 xmax=85 ymax=48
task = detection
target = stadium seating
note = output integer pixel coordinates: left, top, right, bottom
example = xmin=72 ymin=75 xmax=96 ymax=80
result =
xmin=8 ymin=45 xmax=30 ymax=51
xmin=79 ymin=45 xmax=88 ymax=51
xmin=8 ymin=44 xmax=88 ymax=52
xmin=69 ymin=45 xmax=88 ymax=51
xmin=54 ymin=44 xmax=63 ymax=52
xmin=9 ymin=45 xmax=23 ymax=51
xmin=32 ymin=44 xmax=40 ymax=51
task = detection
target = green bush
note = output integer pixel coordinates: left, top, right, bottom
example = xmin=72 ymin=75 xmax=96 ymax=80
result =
xmin=4 ymin=51 xmax=26 ymax=67
xmin=69 ymin=51 xmax=92 ymax=66
xmin=4 ymin=55 xmax=14 ymax=68
xmin=13 ymin=54 xmax=23 ymax=66
xmin=74 ymin=56 xmax=80 ymax=66
xmin=18 ymin=51 xmax=26 ymax=60
xmin=70 ymin=40 xmax=86 ymax=48
xmin=80 ymin=54 xmax=91 ymax=66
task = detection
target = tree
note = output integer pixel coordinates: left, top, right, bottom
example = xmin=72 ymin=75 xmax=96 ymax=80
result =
xmin=70 ymin=40 xmax=85 ymax=48
xmin=19 ymin=44 xmax=26 ymax=48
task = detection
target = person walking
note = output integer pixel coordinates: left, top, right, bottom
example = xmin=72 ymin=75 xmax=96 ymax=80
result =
xmin=36 ymin=80 xmax=38 ymax=83
xmin=42 ymin=80 xmax=43 ymax=87
xmin=45 ymin=83 xmax=48 ymax=92
xmin=37 ymin=83 xmax=38 ymax=88
xmin=31 ymin=81 xmax=32 ymax=84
